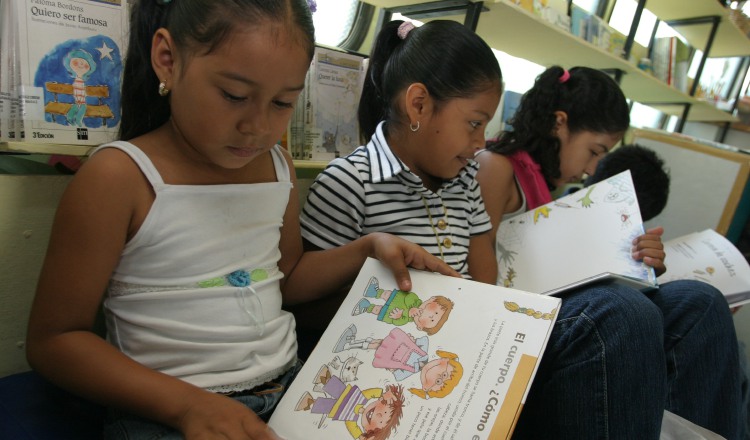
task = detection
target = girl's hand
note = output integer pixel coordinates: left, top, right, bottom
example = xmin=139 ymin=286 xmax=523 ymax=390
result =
xmin=632 ymin=226 xmax=667 ymax=277
xmin=179 ymin=391 xmax=282 ymax=440
xmin=368 ymin=232 xmax=460 ymax=292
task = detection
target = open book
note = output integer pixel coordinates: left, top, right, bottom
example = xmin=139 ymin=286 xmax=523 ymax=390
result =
xmin=659 ymin=229 xmax=750 ymax=307
xmin=496 ymin=170 xmax=657 ymax=296
xmin=269 ymin=258 xmax=560 ymax=439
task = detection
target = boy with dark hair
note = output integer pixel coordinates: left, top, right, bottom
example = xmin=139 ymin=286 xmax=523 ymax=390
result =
xmin=584 ymin=143 xmax=670 ymax=221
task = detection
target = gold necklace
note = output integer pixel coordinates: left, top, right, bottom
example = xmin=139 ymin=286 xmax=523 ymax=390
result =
xmin=420 ymin=194 xmax=452 ymax=261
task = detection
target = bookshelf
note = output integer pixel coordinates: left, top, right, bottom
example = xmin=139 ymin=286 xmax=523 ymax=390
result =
xmin=0 ymin=142 xmax=330 ymax=175
xmin=645 ymin=0 xmax=750 ymax=58
xmin=0 ymin=142 xmax=93 ymax=157
xmin=363 ymin=0 xmax=747 ymax=123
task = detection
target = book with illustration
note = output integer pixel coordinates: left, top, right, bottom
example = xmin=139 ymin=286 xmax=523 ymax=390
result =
xmin=303 ymin=46 xmax=365 ymax=162
xmin=4 ymin=0 xmax=127 ymax=145
xmin=659 ymin=228 xmax=750 ymax=307
xmin=269 ymin=258 xmax=560 ymax=439
xmin=495 ymin=170 xmax=657 ymax=296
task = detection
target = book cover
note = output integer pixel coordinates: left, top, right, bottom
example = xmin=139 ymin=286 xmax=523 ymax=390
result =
xmin=305 ymin=46 xmax=364 ymax=162
xmin=659 ymin=229 xmax=750 ymax=307
xmin=269 ymin=258 xmax=560 ymax=439
xmin=495 ymin=170 xmax=657 ymax=296
xmin=13 ymin=0 xmax=127 ymax=145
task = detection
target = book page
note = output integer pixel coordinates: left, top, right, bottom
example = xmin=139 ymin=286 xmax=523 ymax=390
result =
xmin=270 ymin=258 xmax=560 ymax=439
xmin=659 ymin=229 xmax=750 ymax=307
xmin=496 ymin=170 xmax=656 ymax=295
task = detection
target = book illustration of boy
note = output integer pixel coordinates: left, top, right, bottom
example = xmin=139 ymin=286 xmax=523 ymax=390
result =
xmin=333 ymin=326 xmax=464 ymax=399
xmin=63 ymin=48 xmax=96 ymax=127
xmin=295 ymin=375 xmax=405 ymax=440
xmin=352 ymin=276 xmax=454 ymax=335
xmin=36 ymin=36 xmax=124 ymax=132
xmin=504 ymin=301 xmax=557 ymax=321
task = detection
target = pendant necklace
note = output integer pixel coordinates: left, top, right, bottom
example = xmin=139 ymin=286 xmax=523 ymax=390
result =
xmin=420 ymin=193 xmax=452 ymax=261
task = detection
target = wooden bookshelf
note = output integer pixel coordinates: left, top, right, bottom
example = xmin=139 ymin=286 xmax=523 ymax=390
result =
xmin=0 ymin=142 xmax=330 ymax=178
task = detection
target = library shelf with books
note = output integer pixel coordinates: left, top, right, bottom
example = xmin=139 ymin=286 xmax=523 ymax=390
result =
xmin=362 ymin=0 xmax=748 ymax=125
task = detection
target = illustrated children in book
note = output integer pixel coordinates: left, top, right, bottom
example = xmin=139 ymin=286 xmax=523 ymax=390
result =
xmin=333 ymin=325 xmax=464 ymax=398
xmin=63 ymin=48 xmax=96 ymax=126
xmin=295 ymin=378 xmax=405 ymax=440
xmin=25 ymin=2 xmax=456 ymax=439
xmin=334 ymin=325 xmax=427 ymax=379
xmin=475 ymin=65 xmax=744 ymax=438
xmin=351 ymin=276 xmax=454 ymax=335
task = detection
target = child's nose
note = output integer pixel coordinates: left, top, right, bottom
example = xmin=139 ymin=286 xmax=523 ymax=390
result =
xmin=237 ymin=104 xmax=270 ymax=135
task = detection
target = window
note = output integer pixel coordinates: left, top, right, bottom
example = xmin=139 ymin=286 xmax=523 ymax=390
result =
xmin=311 ymin=0 xmax=360 ymax=47
xmin=608 ymin=0 xmax=658 ymax=47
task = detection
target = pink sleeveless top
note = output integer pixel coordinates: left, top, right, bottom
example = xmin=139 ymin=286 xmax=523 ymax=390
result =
xmin=507 ymin=150 xmax=552 ymax=210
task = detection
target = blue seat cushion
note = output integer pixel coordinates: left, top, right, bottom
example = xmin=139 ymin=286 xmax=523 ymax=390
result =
xmin=0 ymin=370 xmax=104 ymax=439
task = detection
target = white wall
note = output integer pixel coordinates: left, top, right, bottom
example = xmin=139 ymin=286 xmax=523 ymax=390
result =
xmin=0 ymin=175 xmax=72 ymax=376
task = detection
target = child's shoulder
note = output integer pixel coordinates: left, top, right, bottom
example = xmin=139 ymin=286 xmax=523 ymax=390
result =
xmin=475 ymin=149 xmax=515 ymax=183
xmin=320 ymin=148 xmax=371 ymax=180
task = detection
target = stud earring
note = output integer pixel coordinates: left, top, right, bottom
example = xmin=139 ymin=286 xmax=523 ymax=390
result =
xmin=158 ymin=80 xmax=169 ymax=97
xmin=410 ymin=121 xmax=420 ymax=132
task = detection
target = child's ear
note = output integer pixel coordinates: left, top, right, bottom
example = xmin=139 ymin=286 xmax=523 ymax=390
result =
xmin=151 ymin=28 xmax=176 ymax=86
xmin=404 ymin=83 xmax=431 ymax=128
xmin=553 ymin=111 xmax=568 ymax=130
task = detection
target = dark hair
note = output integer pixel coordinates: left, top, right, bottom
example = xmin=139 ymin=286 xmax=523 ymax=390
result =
xmin=119 ymin=0 xmax=315 ymax=140
xmin=358 ymin=20 xmax=503 ymax=143
xmin=585 ymin=144 xmax=670 ymax=221
xmin=486 ymin=66 xmax=630 ymax=190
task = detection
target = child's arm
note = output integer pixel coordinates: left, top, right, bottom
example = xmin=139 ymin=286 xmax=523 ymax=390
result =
xmin=632 ymin=226 xmax=667 ymax=277
xmin=277 ymin=151 xmax=458 ymax=305
xmin=467 ymin=231 xmax=498 ymax=284
xmin=25 ymin=150 xmax=279 ymax=440
xmin=474 ymin=150 xmax=518 ymax=240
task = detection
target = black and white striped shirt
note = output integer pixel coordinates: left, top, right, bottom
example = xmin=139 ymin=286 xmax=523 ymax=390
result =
xmin=301 ymin=122 xmax=491 ymax=277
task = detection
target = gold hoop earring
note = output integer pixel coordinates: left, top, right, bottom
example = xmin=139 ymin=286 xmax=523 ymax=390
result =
xmin=410 ymin=121 xmax=420 ymax=132
xmin=158 ymin=80 xmax=170 ymax=97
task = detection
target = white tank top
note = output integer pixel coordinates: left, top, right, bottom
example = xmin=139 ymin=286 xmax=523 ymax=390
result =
xmin=95 ymin=141 xmax=296 ymax=392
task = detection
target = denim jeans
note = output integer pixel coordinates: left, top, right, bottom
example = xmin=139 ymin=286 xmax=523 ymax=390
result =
xmin=513 ymin=280 xmax=743 ymax=440
xmin=103 ymin=360 xmax=303 ymax=439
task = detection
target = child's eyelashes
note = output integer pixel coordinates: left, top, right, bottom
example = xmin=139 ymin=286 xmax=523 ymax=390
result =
xmin=469 ymin=121 xmax=482 ymax=129
xmin=221 ymin=90 xmax=246 ymax=103
xmin=273 ymin=100 xmax=295 ymax=109
xmin=221 ymin=90 xmax=294 ymax=109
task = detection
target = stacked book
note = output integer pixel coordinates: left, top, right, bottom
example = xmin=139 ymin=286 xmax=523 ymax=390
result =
xmin=0 ymin=0 xmax=128 ymax=146
xmin=287 ymin=45 xmax=366 ymax=162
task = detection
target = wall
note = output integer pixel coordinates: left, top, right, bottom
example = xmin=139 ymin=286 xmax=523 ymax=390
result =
xmin=0 ymin=175 xmax=72 ymax=376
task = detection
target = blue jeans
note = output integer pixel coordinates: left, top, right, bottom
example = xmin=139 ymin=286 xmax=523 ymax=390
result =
xmin=103 ymin=360 xmax=303 ymax=439
xmin=513 ymin=280 xmax=743 ymax=440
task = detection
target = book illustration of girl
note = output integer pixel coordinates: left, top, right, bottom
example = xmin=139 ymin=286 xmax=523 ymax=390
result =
xmin=352 ymin=276 xmax=453 ymax=335
xmin=63 ymin=48 xmax=96 ymax=127
xmin=333 ymin=325 xmax=463 ymax=399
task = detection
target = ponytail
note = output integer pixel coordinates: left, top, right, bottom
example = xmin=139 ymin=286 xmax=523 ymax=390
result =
xmin=119 ymin=0 xmax=171 ymax=140
xmin=487 ymin=66 xmax=629 ymax=189
xmin=358 ymin=20 xmax=406 ymax=143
